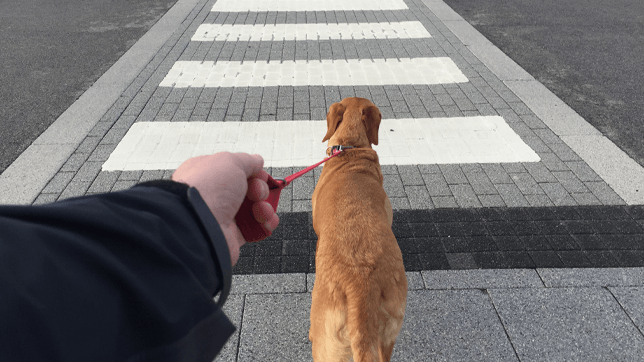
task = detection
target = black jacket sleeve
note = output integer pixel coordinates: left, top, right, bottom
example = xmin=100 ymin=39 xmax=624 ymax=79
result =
xmin=0 ymin=181 xmax=235 ymax=362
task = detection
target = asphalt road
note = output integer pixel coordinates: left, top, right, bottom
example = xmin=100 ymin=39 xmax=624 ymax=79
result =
xmin=0 ymin=0 xmax=177 ymax=174
xmin=443 ymin=0 xmax=644 ymax=168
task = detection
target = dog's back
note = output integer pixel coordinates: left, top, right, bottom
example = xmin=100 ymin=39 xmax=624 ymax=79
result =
xmin=310 ymin=149 xmax=407 ymax=362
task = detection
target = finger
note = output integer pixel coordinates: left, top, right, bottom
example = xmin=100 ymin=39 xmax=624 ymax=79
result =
xmin=251 ymin=202 xmax=279 ymax=232
xmin=251 ymin=201 xmax=274 ymax=224
xmin=232 ymin=153 xmax=265 ymax=180
xmin=264 ymin=213 xmax=279 ymax=232
xmin=247 ymin=178 xmax=269 ymax=202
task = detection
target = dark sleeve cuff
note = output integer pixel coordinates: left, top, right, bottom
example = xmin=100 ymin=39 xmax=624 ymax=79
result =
xmin=135 ymin=180 xmax=231 ymax=308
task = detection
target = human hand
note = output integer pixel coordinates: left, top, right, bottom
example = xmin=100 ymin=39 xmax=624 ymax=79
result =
xmin=172 ymin=152 xmax=280 ymax=265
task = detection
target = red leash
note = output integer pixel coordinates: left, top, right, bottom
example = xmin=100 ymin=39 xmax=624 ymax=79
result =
xmin=235 ymin=146 xmax=350 ymax=242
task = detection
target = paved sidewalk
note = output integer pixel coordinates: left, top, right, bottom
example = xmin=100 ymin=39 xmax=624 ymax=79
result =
xmin=218 ymin=268 xmax=644 ymax=361
xmin=2 ymin=0 xmax=644 ymax=360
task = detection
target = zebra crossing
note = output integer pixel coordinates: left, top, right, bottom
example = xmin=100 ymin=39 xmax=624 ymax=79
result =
xmin=26 ymin=0 xmax=626 ymax=210
xmin=103 ymin=0 xmax=539 ymax=173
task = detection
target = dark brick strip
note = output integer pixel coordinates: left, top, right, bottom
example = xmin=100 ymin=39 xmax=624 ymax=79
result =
xmin=233 ymin=205 xmax=644 ymax=274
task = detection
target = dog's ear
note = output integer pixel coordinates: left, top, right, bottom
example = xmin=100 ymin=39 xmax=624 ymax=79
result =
xmin=362 ymin=105 xmax=382 ymax=145
xmin=323 ymin=102 xmax=346 ymax=142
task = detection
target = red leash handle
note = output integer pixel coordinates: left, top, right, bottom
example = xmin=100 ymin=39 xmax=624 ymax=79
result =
xmin=234 ymin=149 xmax=344 ymax=242
xmin=234 ymin=175 xmax=285 ymax=243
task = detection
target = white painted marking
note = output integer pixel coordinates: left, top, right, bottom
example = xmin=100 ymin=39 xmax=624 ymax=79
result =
xmin=211 ymin=0 xmax=408 ymax=12
xmin=102 ymin=117 xmax=540 ymax=171
xmin=159 ymin=58 xmax=468 ymax=88
xmin=192 ymin=22 xmax=431 ymax=41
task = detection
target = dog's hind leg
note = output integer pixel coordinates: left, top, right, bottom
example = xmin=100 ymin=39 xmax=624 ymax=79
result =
xmin=346 ymin=281 xmax=381 ymax=362
xmin=310 ymin=283 xmax=353 ymax=362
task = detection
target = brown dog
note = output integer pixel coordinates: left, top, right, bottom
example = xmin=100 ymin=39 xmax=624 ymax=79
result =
xmin=309 ymin=97 xmax=407 ymax=362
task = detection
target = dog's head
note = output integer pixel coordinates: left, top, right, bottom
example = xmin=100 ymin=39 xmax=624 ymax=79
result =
xmin=323 ymin=97 xmax=382 ymax=149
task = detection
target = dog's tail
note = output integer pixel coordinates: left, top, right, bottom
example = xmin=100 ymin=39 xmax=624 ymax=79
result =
xmin=345 ymin=274 xmax=383 ymax=362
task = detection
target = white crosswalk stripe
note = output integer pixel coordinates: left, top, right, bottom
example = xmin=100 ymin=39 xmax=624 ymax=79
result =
xmin=101 ymin=117 xmax=540 ymax=171
xmin=160 ymin=58 xmax=468 ymax=88
xmin=192 ymin=22 xmax=431 ymax=42
xmin=211 ymin=0 xmax=408 ymax=12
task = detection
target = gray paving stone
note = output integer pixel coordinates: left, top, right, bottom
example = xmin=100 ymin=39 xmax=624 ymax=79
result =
xmin=396 ymin=289 xmax=518 ymax=362
xmin=88 ymin=144 xmax=117 ymax=162
xmin=277 ymin=185 xmax=292 ymax=213
xmin=585 ymin=181 xmax=627 ymax=205
xmin=417 ymin=164 xmax=440 ymax=174
xmin=421 ymin=173 xmax=452 ymax=197
xmin=32 ymin=193 xmax=59 ymax=205
xmin=533 ymin=128 xmax=562 ymax=145
xmin=224 ymin=114 xmax=242 ymax=122
xmin=87 ymin=171 xmax=120 ymax=194
xmin=208 ymin=108 xmax=226 ymax=122
xmin=431 ymin=195 xmax=459 ymax=208
xmin=609 ymin=286 xmax=644 ymax=334
xmin=292 ymin=199 xmax=312 ymax=212
xmin=548 ymin=142 xmax=582 ymax=162
xmin=390 ymin=197 xmax=411 ymax=210
xmin=118 ymin=170 xmax=143 ymax=181
xmin=88 ymin=121 xmax=112 ymax=138
xmin=525 ymin=194 xmax=555 ymax=207
xmin=537 ymin=267 xmax=644 ymax=287
xmin=242 ymin=108 xmax=260 ymax=122
xmin=566 ymin=161 xmax=603 ymax=182
xmin=59 ymin=181 xmax=91 ymax=200
xmin=76 ymin=136 xmax=101 ymax=153
xmin=495 ymin=183 xmax=530 ymax=207
xmin=292 ymin=176 xmax=314 ymax=200
xmin=139 ymin=170 xmax=165 ymax=182
xmin=41 ymin=172 xmax=75 ymax=194
xmin=404 ymin=185 xmax=434 ymax=209
xmin=460 ymin=163 xmax=484 ymax=173
xmin=510 ymin=172 xmax=544 ymax=195
xmin=540 ymin=152 xmax=570 ymax=172
xmin=384 ymin=174 xmax=406 ymax=197
xmin=501 ymin=163 xmax=526 ymax=174
xmin=113 ymin=115 xmax=136 ymax=129
xmin=439 ymin=164 xmax=468 ymax=184
xmin=111 ymin=180 xmax=138 ymax=192
xmin=405 ymin=271 xmax=424 ymax=290
xmin=521 ymin=114 xmax=547 ymax=129
xmin=422 ymin=269 xmax=544 ymax=289
xmin=570 ymin=192 xmax=602 ymax=206
xmin=481 ymin=163 xmax=513 ymax=184
xmin=237 ymin=293 xmax=312 ymax=362
xmin=552 ymin=171 xmax=589 ymax=193
xmin=213 ymin=294 xmax=244 ymax=362
xmin=522 ymin=136 xmax=551 ymax=153
xmin=449 ymin=184 xmax=482 ymax=208
xmin=479 ymin=194 xmax=506 ymax=207
xmin=60 ymin=152 xmax=91 ymax=172
xmin=540 ymin=182 xmax=578 ymax=206
xmin=231 ymin=274 xmax=307 ymax=295
xmin=446 ymin=252 xmax=477 ymax=269
xmin=523 ymin=162 xmax=557 ymax=183
xmin=490 ymin=287 xmax=644 ymax=362
xmin=398 ymin=165 xmax=424 ymax=186
xmin=74 ymin=161 xmax=103 ymax=182
xmin=464 ymin=171 xmax=499 ymax=195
